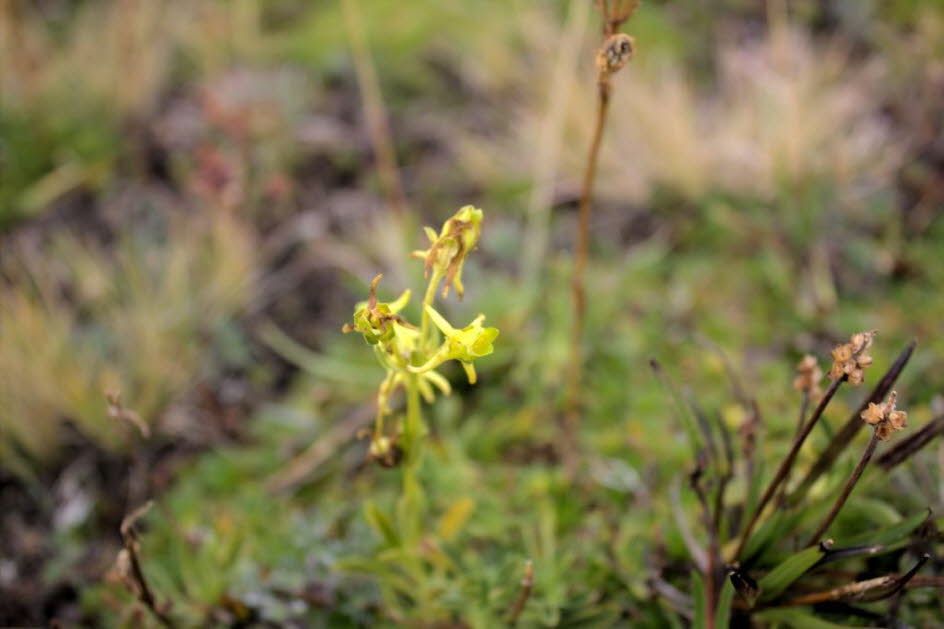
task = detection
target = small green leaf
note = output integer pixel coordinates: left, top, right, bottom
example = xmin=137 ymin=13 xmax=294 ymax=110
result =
xmin=758 ymin=544 xmax=827 ymax=600
xmin=714 ymin=577 xmax=735 ymax=628
xmin=364 ymin=501 xmax=399 ymax=548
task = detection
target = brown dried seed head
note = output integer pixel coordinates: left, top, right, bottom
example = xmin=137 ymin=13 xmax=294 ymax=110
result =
xmin=888 ymin=409 xmax=908 ymax=431
xmin=829 ymin=331 xmax=878 ymax=386
xmin=832 ymin=345 xmax=853 ymax=363
xmin=596 ymin=33 xmax=635 ymax=76
xmin=847 ymin=368 xmax=864 ymax=386
xmin=861 ymin=402 xmax=884 ymax=425
xmin=876 ymin=421 xmax=893 ymax=441
xmin=861 ymin=389 xmax=908 ymax=439
xmin=793 ymin=354 xmax=823 ymax=397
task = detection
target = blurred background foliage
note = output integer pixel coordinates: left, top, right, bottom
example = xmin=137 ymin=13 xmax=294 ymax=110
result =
xmin=1 ymin=0 xmax=943 ymax=626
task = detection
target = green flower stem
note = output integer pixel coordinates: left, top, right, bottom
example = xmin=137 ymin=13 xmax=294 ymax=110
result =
xmin=419 ymin=269 xmax=443 ymax=352
xmin=403 ymin=373 xmax=425 ymax=463
xmin=374 ymin=371 xmax=395 ymax=437
xmin=408 ymin=348 xmax=449 ymax=375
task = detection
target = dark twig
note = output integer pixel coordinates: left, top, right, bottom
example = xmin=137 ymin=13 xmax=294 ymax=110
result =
xmin=788 ymin=340 xmax=915 ymax=505
xmin=806 ymin=430 xmax=880 ymax=546
xmin=877 ymin=413 xmax=944 ymax=470
xmin=119 ymin=502 xmax=175 ymax=628
xmin=782 ymin=554 xmax=931 ymax=606
xmin=732 ymin=378 xmax=844 ymax=560
xmin=506 ymin=560 xmax=534 ymax=626
xmin=775 ymin=390 xmax=811 ymax=508
xmin=794 ymin=391 xmax=810 ymax=441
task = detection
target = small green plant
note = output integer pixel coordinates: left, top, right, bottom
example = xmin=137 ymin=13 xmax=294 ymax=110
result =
xmin=341 ymin=205 xmax=499 ymax=619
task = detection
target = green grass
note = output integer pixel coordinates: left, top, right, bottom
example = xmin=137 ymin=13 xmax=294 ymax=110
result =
xmin=3 ymin=1 xmax=943 ymax=626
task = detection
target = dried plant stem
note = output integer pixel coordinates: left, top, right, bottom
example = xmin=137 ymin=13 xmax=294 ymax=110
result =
xmin=120 ymin=503 xmax=175 ymax=628
xmin=341 ymin=0 xmax=408 ymax=219
xmin=794 ymin=391 xmax=810 ymax=439
xmin=782 ymin=554 xmax=931 ymax=606
xmin=565 ymin=82 xmax=610 ymax=431
xmin=732 ymin=378 xmax=843 ymax=561
xmin=773 ymin=391 xmax=811 ymax=508
xmin=806 ymin=430 xmax=880 ymax=546
xmin=506 ymin=560 xmax=535 ymax=626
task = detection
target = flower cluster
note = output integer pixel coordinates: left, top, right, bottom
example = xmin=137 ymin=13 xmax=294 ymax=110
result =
xmin=792 ymin=354 xmax=823 ymax=400
xmin=828 ymin=330 xmax=875 ymax=386
xmin=344 ymin=207 xmax=497 ymax=466
xmin=861 ymin=390 xmax=908 ymax=441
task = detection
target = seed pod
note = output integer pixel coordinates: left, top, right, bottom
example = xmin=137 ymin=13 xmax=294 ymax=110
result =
xmin=596 ymin=33 xmax=635 ymax=77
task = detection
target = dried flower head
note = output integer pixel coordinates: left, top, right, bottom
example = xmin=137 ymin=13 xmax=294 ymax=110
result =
xmin=861 ymin=390 xmax=907 ymax=441
xmin=792 ymin=354 xmax=823 ymax=400
xmin=412 ymin=205 xmax=483 ymax=299
xmin=829 ymin=330 xmax=876 ymax=386
xmin=596 ymin=33 xmax=635 ymax=77
xmin=342 ymin=275 xmax=413 ymax=346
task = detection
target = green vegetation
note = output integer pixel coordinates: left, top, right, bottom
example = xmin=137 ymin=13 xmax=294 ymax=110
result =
xmin=1 ymin=1 xmax=943 ymax=627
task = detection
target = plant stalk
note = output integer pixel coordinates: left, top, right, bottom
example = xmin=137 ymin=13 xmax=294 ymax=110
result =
xmin=419 ymin=269 xmax=443 ymax=351
xmin=806 ymin=429 xmax=880 ymax=546
xmin=732 ymin=377 xmax=843 ymax=561
xmin=506 ymin=560 xmax=535 ymax=626
xmin=565 ymin=80 xmax=610 ymax=431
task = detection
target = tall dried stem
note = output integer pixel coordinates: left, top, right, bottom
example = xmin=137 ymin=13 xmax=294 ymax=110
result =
xmin=731 ymin=377 xmax=843 ymax=560
xmin=806 ymin=430 xmax=879 ymax=546
xmin=564 ymin=0 xmax=637 ymax=442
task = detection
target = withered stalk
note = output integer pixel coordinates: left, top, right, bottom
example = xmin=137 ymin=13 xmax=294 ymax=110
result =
xmin=120 ymin=503 xmax=175 ymax=628
xmin=806 ymin=430 xmax=880 ymax=546
xmin=506 ymin=560 xmax=535 ymax=626
xmin=732 ymin=377 xmax=843 ymax=560
xmin=565 ymin=0 xmax=637 ymax=437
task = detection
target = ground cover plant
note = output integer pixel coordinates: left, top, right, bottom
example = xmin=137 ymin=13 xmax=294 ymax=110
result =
xmin=1 ymin=0 xmax=944 ymax=627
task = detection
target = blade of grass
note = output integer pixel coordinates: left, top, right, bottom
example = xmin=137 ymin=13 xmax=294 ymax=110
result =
xmin=758 ymin=542 xmax=830 ymax=601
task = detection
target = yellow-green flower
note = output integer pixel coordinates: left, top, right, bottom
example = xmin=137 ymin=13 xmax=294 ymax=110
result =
xmin=411 ymin=205 xmax=483 ymax=299
xmin=418 ymin=305 xmax=498 ymax=383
